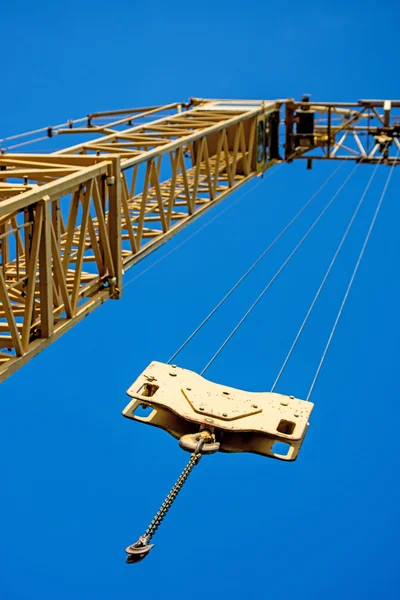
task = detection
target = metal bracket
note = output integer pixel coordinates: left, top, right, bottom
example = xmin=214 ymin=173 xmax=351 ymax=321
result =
xmin=122 ymin=361 xmax=314 ymax=461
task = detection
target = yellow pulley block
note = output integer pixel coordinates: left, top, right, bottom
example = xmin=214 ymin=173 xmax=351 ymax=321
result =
xmin=122 ymin=361 xmax=313 ymax=461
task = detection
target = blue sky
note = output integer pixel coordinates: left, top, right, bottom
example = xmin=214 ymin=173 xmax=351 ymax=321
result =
xmin=1 ymin=1 xmax=400 ymax=598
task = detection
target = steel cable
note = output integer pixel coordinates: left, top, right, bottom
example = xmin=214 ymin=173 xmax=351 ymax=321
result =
xmin=199 ymin=162 xmax=360 ymax=376
xmin=306 ymin=154 xmax=398 ymax=400
xmin=271 ymin=159 xmax=382 ymax=393
xmin=168 ymin=162 xmax=344 ymax=365
xmin=124 ymin=167 xmax=280 ymax=291
xmin=0 ymin=117 xmax=89 ymax=150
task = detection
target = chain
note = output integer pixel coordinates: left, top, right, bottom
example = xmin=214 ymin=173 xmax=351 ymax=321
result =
xmin=144 ymin=450 xmax=201 ymax=541
xmin=126 ymin=434 xmax=217 ymax=563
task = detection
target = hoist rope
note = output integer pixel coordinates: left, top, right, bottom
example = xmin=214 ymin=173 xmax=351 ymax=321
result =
xmin=199 ymin=162 xmax=360 ymax=376
xmin=306 ymin=156 xmax=398 ymax=400
xmin=124 ymin=168 xmax=280 ymax=290
xmin=271 ymin=159 xmax=382 ymax=393
xmin=168 ymin=162 xmax=345 ymax=365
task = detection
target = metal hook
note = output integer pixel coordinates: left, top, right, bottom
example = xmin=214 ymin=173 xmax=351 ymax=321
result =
xmin=179 ymin=431 xmax=220 ymax=455
xmin=125 ymin=537 xmax=154 ymax=564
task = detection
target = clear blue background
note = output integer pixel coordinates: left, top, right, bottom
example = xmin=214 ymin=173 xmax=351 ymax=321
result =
xmin=1 ymin=1 xmax=399 ymax=598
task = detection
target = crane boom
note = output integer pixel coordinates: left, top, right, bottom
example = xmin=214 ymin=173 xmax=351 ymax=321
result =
xmin=0 ymin=97 xmax=399 ymax=382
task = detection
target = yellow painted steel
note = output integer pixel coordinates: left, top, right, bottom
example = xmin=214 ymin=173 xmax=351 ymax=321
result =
xmin=0 ymin=97 xmax=398 ymax=383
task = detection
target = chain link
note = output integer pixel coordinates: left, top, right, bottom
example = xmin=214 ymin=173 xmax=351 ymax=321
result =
xmin=126 ymin=434 xmax=217 ymax=562
xmin=143 ymin=451 xmax=201 ymax=542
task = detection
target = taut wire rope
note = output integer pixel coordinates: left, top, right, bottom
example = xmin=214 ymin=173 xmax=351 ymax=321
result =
xmin=306 ymin=154 xmax=398 ymax=400
xmin=271 ymin=159 xmax=382 ymax=393
xmin=123 ymin=172 xmax=274 ymax=291
xmin=198 ymin=162 xmax=361 ymax=376
xmin=168 ymin=162 xmax=345 ymax=365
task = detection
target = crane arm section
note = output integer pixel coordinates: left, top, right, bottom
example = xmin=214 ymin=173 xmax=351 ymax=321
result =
xmin=0 ymin=97 xmax=398 ymax=382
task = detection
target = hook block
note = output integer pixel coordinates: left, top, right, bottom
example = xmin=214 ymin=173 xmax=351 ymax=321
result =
xmin=123 ymin=362 xmax=313 ymax=461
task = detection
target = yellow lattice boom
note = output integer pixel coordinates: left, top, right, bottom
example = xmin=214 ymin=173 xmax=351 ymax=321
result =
xmin=0 ymin=97 xmax=398 ymax=382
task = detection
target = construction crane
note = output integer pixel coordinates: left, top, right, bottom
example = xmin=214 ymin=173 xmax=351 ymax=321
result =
xmin=0 ymin=96 xmax=399 ymax=562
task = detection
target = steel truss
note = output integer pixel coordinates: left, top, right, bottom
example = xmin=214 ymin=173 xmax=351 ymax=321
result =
xmin=0 ymin=97 xmax=398 ymax=382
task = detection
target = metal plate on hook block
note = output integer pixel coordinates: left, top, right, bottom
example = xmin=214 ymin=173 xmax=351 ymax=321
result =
xmin=122 ymin=362 xmax=314 ymax=461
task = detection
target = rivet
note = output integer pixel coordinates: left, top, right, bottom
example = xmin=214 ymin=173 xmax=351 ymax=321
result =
xmin=294 ymin=413 xmax=299 ymax=417
xmin=205 ymin=417 xmax=214 ymax=423
xmin=280 ymin=401 xmax=288 ymax=406
xmin=199 ymin=406 xmax=204 ymax=411
xmin=222 ymin=413 xmax=228 ymax=417
xmin=186 ymin=387 xmax=191 ymax=391
xmin=171 ymin=365 xmax=177 ymax=369
xmin=169 ymin=372 xmax=177 ymax=377
xmin=290 ymin=395 xmax=294 ymax=399
xmin=223 ymin=391 xmax=230 ymax=395
xmin=252 ymin=404 xmax=258 ymax=409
